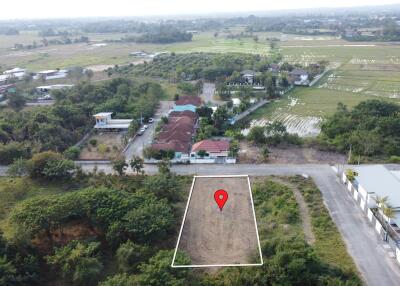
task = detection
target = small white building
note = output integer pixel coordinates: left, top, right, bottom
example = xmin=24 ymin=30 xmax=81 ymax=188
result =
xmin=93 ymin=112 xmax=133 ymax=130
xmin=34 ymin=70 xmax=68 ymax=80
xmin=353 ymin=165 xmax=400 ymax=220
xmin=232 ymin=98 xmax=241 ymax=107
xmin=3 ymin=67 xmax=26 ymax=79
xmin=241 ymin=70 xmax=256 ymax=84
xmin=36 ymin=84 xmax=74 ymax=93
xmin=289 ymin=69 xmax=309 ymax=86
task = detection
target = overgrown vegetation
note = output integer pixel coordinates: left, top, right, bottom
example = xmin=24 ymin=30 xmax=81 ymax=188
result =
xmin=0 ymin=78 xmax=164 ymax=165
xmin=0 ymin=172 xmax=361 ymax=285
xmin=319 ymin=100 xmax=400 ymax=160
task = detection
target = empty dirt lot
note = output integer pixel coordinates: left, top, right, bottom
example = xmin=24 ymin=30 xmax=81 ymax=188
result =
xmin=175 ymin=176 xmax=262 ymax=266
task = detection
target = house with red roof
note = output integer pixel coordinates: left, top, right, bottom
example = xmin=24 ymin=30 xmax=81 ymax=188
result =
xmin=175 ymin=95 xmax=202 ymax=107
xmin=190 ymin=139 xmax=235 ymax=163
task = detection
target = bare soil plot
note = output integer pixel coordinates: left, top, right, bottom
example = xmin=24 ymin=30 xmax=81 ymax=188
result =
xmin=79 ymin=132 xmax=126 ymax=160
xmin=238 ymin=142 xmax=345 ymax=164
xmin=173 ymin=175 xmax=262 ymax=267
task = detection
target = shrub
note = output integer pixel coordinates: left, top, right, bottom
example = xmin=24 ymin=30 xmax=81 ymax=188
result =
xmin=98 ymin=144 xmax=108 ymax=154
xmin=389 ymin=156 xmax=400 ymax=163
xmin=89 ymin=139 xmax=97 ymax=146
xmin=345 ymin=169 xmax=358 ymax=182
xmin=0 ymin=142 xmax=30 ymax=165
xmin=63 ymin=146 xmax=80 ymax=160
xmin=29 ymin=151 xmax=75 ymax=180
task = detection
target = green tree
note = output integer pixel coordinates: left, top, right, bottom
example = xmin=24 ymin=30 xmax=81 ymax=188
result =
xmin=8 ymin=93 xmax=26 ymax=111
xmin=64 ymin=146 xmax=81 ymax=160
xmin=247 ymin=126 xmax=266 ymax=145
xmin=47 ymin=241 xmax=103 ymax=286
xmin=135 ymin=250 xmax=190 ymax=286
xmin=228 ymin=140 xmax=240 ymax=157
xmin=112 ymin=157 xmax=128 ymax=175
xmin=130 ymin=156 xmax=144 ymax=174
xmin=85 ymin=69 xmax=94 ymax=81
xmin=0 ymin=255 xmax=17 ymax=286
xmin=6 ymin=158 xmax=31 ymax=177
xmin=157 ymin=159 xmax=171 ymax=175
xmin=29 ymin=151 xmax=75 ymax=180
xmin=99 ymin=273 xmax=137 ymax=286
xmin=116 ymin=241 xmax=150 ymax=272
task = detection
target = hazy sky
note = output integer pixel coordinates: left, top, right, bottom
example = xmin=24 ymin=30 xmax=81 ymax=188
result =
xmin=1 ymin=0 xmax=400 ymax=20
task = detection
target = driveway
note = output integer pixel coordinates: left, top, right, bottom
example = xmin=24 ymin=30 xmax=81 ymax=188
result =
xmin=201 ymin=82 xmax=221 ymax=105
xmin=124 ymin=101 xmax=173 ymax=161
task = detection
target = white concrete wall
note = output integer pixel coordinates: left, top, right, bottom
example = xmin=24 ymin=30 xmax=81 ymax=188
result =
xmin=360 ymin=198 xmax=366 ymax=211
xmin=367 ymin=209 xmax=374 ymax=222
xmin=375 ymin=219 xmax=383 ymax=235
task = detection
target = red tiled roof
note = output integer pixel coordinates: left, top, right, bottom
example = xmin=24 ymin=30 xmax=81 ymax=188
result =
xmin=168 ymin=116 xmax=196 ymax=126
xmin=169 ymin=110 xmax=198 ymax=119
xmin=191 ymin=140 xmax=230 ymax=153
xmin=151 ymin=140 xmax=190 ymax=153
xmin=163 ymin=122 xmax=194 ymax=134
xmin=175 ymin=96 xmax=202 ymax=107
xmin=157 ymin=129 xmax=193 ymax=143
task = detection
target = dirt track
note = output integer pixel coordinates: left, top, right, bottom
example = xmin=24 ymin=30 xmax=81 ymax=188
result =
xmin=176 ymin=176 xmax=261 ymax=265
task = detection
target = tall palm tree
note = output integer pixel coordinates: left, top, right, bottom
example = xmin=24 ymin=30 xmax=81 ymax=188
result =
xmin=374 ymin=195 xmax=389 ymax=209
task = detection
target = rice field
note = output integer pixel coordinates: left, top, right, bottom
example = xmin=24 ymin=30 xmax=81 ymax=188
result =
xmin=245 ymin=87 xmax=398 ymax=137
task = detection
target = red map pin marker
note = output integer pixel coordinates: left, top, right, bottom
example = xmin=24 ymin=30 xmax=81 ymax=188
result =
xmin=214 ymin=189 xmax=228 ymax=211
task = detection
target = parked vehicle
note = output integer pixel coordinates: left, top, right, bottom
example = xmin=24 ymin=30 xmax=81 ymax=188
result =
xmin=148 ymin=118 xmax=154 ymax=123
xmin=138 ymin=128 xmax=146 ymax=135
xmin=143 ymin=124 xmax=149 ymax=129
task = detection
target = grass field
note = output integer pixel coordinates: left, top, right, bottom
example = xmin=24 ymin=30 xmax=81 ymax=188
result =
xmin=0 ymin=30 xmax=270 ymax=70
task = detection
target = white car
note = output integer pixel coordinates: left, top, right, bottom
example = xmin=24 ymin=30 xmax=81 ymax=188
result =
xmin=148 ymin=118 xmax=154 ymax=123
xmin=143 ymin=124 xmax=149 ymax=129
xmin=138 ymin=128 xmax=146 ymax=135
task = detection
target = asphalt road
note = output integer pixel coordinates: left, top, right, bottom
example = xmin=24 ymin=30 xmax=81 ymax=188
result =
xmin=1 ymin=162 xmax=400 ymax=285
xmin=124 ymin=101 xmax=173 ymax=161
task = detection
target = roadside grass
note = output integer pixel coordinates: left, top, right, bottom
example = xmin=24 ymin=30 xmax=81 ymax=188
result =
xmin=288 ymin=176 xmax=359 ymax=275
xmin=252 ymin=177 xmax=361 ymax=283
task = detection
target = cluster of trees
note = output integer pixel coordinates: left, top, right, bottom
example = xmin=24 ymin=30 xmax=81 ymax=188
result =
xmin=0 ymin=78 xmax=164 ymax=165
xmin=319 ymin=100 xmax=400 ymax=160
xmin=2 ymin=165 xmax=192 ymax=285
xmin=122 ymin=27 xmax=193 ymax=44
xmin=195 ymin=105 xmax=232 ymax=141
xmin=247 ymin=121 xmax=302 ymax=158
xmin=120 ymin=52 xmax=278 ymax=81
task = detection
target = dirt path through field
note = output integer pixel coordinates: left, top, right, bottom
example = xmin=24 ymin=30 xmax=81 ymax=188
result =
xmin=270 ymin=177 xmax=316 ymax=245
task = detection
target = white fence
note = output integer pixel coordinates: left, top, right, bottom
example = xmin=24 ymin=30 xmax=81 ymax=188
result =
xmin=341 ymin=170 xmax=400 ymax=265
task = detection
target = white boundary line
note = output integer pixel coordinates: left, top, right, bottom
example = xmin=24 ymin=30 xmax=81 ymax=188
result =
xmin=171 ymin=176 xmax=197 ymax=267
xmin=171 ymin=175 xmax=263 ymax=268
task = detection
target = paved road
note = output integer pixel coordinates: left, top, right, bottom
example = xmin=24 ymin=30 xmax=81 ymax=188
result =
xmin=200 ymin=82 xmax=220 ymax=105
xmin=124 ymin=101 xmax=173 ymax=161
xmin=2 ymin=161 xmax=400 ymax=285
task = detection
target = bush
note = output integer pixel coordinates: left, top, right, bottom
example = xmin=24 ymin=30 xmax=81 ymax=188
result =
xmin=63 ymin=146 xmax=81 ymax=160
xmin=116 ymin=241 xmax=150 ymax=272
xmin=389 ymin=156 xmax=400 ymax=163
xmin=0 ymin=142 xmax=30 ymax=165
xmin=29 ymin=151 xmax=75 ymax=180
xmin=89 ymin=139 xmax=97 ymax=146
